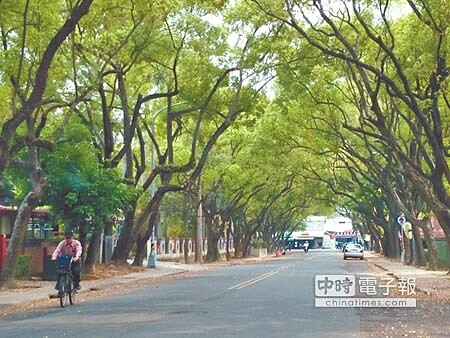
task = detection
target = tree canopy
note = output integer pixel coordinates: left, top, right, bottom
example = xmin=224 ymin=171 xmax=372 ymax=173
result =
xmin=1 ymin=0 xmax=450 ymax=281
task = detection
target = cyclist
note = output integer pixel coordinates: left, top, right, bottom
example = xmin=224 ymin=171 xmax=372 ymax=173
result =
xmin=303 ymin=241 xmax=309 ymax=253
xmin=51 ymin=230 xmax=82 ymax=291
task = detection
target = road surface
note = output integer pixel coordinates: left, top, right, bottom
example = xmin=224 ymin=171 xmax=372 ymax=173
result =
xmin=0 ymin=250 xmax=391 ymax=338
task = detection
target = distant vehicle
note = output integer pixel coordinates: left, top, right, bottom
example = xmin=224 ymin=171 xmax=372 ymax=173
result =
xmin=343 ymin=243 xmax=364 ymax=260
xmin=341 ymin=242 xmax=350 ymax=252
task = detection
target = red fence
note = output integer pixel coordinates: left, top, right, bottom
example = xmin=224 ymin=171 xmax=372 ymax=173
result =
xmin=0 ymin=234 xmax=6 ymax=272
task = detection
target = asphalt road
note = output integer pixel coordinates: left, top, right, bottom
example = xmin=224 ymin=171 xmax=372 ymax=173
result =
xmin=0 ymin=250 xmax=372 ymax=338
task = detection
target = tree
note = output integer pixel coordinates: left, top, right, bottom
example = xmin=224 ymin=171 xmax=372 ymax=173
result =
xmin=128 ymin=5 xmax=286 ymax=265
xmin=252 ymin=0 xmax=450 ymax=269
xmin=43 ymin=123 xmax=135 ymax=273
xmin=0 ymin=0 xmax=93 ymax=286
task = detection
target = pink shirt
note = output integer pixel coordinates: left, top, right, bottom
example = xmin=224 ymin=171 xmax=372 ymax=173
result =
xmin=52 ymin=239 xmax=82 ymax=260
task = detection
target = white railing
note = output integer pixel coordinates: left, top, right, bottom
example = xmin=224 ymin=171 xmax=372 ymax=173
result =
xmin=105 ymin=236 xmax=234 ymax=263
xmin=147 ymin=237 xmax=234 ymax=260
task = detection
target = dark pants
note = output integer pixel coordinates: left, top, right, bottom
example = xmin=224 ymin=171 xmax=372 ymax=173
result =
xmin=71 ymin=260 xmax=81 ymax=287
xmin=55 ymin=260 xmax=81 ymax=290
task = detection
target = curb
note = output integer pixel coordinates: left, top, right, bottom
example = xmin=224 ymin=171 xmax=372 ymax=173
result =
xmin=47 ymin=269 xmax=190 ymax=299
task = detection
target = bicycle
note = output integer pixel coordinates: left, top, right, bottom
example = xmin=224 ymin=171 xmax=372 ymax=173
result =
xmin=56 ymin=255 xmax=76 ymax=308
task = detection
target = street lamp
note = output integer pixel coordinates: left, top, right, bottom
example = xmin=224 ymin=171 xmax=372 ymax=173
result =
xmin=150 ymin=108 xmax=163 ymax=201
xmin=148 ymin=106 xmax=166 ymax=260
xmin=148 ymin=102 xmax=186 ymax=265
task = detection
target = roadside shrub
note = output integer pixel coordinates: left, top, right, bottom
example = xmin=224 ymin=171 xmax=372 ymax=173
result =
xmin=15 ymin=254 xmax=32 ymax=278
xmin=251 ymin=240 xmax=268 ymax=248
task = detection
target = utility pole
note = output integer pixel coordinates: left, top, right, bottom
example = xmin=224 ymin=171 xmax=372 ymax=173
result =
xmin=195 ymin=180 xmax=203 ymax=263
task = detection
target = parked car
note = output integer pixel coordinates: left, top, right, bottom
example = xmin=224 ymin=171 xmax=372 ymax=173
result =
xmin=343 ymin=243 xmax=364 ymax=260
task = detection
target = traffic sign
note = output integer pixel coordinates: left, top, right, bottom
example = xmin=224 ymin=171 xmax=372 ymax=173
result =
xmin=397 ymin=214 xmax=407 ymax=226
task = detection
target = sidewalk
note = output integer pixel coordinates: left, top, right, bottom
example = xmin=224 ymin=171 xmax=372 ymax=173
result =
xmin=0 ymin=260 xmax=207 ymax=307
xmin=365 ymin=251 xmax=450 ymax=298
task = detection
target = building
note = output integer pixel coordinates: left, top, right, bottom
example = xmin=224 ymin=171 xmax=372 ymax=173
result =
xmin=0 ymin=204 xmax=53 ymax=239
xmin=287 ymin=215 xmax=359 ymax=249
xmin=0 ymin=205 xmax=56 ymax=276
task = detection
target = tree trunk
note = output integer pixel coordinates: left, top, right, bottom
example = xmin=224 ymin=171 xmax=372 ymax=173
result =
xmin=183 ymin=193 xmax=191 ymax=264
xmin=120 ymin=190 xmax=164 ymax=265
xmin=242 ymin=234 xmax=251 ymax=258
xmin=233 ymin=232 xmax=243 ymax=259
xmin=0 ymin=179 xmax=47 ymax=286
xmin=104 ymin=219 xmax=113 ymax=236
xmin=386 ymin=223 xmax=400 ymax=259
xmin=382 ymin=230 xmax=389 ymax=257
xmin=205 ymin=216 xmax=220 ymax=263
xmin=420 ymin=219 xmax=442 ymax=270
xmin=84 ymin=229 xmax=101 ymax=274
xmin=405 ymin=236 xmax=413 ymax=265
xmin=412 ymin=225 xmax=426 ymax=267
xmin=194 ymin=188 xmax=203 ymax=263
xmin=133 ymin=229 xmax=151 ymax=267
xmin=132 ymin=197 xmax=161 ymax=266
xmin=111 ymin=202 xmax=136 ymax=262
xmin=183 ymin=237 xmax=190 ymax=264
xmin=369 ymin=226 xmax=382 ymax=253
xmin=205 ymin=234 xmax=220 ymax=262
xmin=78 ymin=223 xmax=88 ymax=268
xmin=204 ymin=209 xmax=224 ymax=263
xmin=403 ymin=168 xmax=450 ymax=271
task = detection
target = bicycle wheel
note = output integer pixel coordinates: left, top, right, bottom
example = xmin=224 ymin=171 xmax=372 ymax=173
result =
xmin=59 ymin=275 xmax=68 ymax=308
xmin=69 ymin=276 xmax=76 ymax=305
